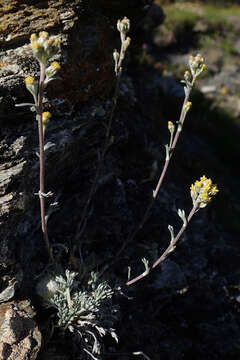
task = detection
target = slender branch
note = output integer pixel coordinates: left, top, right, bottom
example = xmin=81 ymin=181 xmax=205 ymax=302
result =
xmin=121 ymin=201 xmax=199 ymax=288
xmin=115 ymin=86 xmax=192 ymax=259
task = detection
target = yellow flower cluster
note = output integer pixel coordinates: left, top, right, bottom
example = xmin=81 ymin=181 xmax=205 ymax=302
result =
xmin=30 ymin=31 xmax=60 ymax=65
xmin=190 ymin=175 xmax=219 ymax=208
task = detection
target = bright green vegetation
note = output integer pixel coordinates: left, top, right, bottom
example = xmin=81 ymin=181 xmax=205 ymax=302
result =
xmin=160 ymin=2 xmax=240 ymax=32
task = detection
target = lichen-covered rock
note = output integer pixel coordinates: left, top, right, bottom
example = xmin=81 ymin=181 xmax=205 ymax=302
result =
xmin=0 ymin=300 xmax=41 ymax=360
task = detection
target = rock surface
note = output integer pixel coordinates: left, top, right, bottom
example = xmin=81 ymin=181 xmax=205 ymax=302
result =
xmin=0 ymin=300 xmax=41 ymax=360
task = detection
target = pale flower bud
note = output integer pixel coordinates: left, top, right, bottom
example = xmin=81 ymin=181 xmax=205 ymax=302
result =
xmin=168 ymin=121 xmax=175 ymax=134
xmin=42 ymin=111 xmax=52 ymax=133
xmin=122 ymin=37 xmax=131 ymax=52
xmin=113 ymin=49 xmax=119 ymax=63
xmin=184 ymin=101 xmax=192 ymax=112
xmin=46 ymin=61 xmax=61 ymax=79
xmin=117 ymin=17 xmax=130 ymax=34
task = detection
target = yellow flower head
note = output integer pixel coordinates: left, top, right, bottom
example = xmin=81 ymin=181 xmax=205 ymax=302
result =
xmin=184 ymin=101 xmax=192 ymax=112
xmin=39 ymin=31 xmax=49 ymax=40
xmin=42 ymin=112 xmax=52 ymax=121
xmin=47 ymin=39 xmax=53 ymax=46
xmin=42 ymin=112 xmax=51 ymax=132
xmin=189 ymin=55 xmax=194 ymax=62
xmin=31 ymin=41 xmax=40 ymax=51
xmin=53 ymin=38 xmax=60 ymax=47
xmin=50 ymin=61 xmax=61 ymax=70
xmin=30 ymin=33 xmax=37 ymax=42
xmin=190 ymin=175 xmax=219 ymax=208
xmin=24 ymin=76 xmax=35 ymax=85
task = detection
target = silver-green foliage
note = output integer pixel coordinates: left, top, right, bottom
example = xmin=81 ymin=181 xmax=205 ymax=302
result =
xmin=49 ymin=270 xmax=118 ymax=358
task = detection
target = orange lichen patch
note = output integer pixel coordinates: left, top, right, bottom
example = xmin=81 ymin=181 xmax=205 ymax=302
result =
xmin=0 ymin=0 xmax=72 ymax=45
xmin=0 ymin=61 xmax=8 ymax=67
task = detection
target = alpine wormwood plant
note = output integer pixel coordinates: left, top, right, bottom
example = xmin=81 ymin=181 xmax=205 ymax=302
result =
xmin=16 ymin=32 xmax=61 ymax=261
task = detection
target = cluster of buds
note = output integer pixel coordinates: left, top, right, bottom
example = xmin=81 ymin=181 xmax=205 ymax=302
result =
xmin=188 ymin=54 xmax=206 ymax=81
xmin=190 ymin=175 xmax=219 ymax=209
xmin=117 ymin=16 xmax=130 ymax=35
xmin=22 ymin=32 xmax=61 ymax=134
xmin=113 ymin=17 xmax=131 ymax=76
xmin=181 ymin=54 xmax=206 ymax=88
xmin=30 ymin=31 xmax=60 ymax=65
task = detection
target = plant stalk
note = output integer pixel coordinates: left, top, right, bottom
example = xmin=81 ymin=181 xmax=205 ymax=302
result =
xmin=122 ymin=201 xmax=199 ymax=288
xmin=115 ymin=86 xmax=192 ymax=259
xmin=37 ymin=62 xmax=53 ymax=262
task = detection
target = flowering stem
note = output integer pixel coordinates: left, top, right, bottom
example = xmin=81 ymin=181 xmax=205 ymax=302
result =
xmin=37 ymin=62 xmax=53 ymax=262
xmin=122 ymin=201 xmax=199 ymax=288
xmin=115 ymin=85 xmax=192 ymax=259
